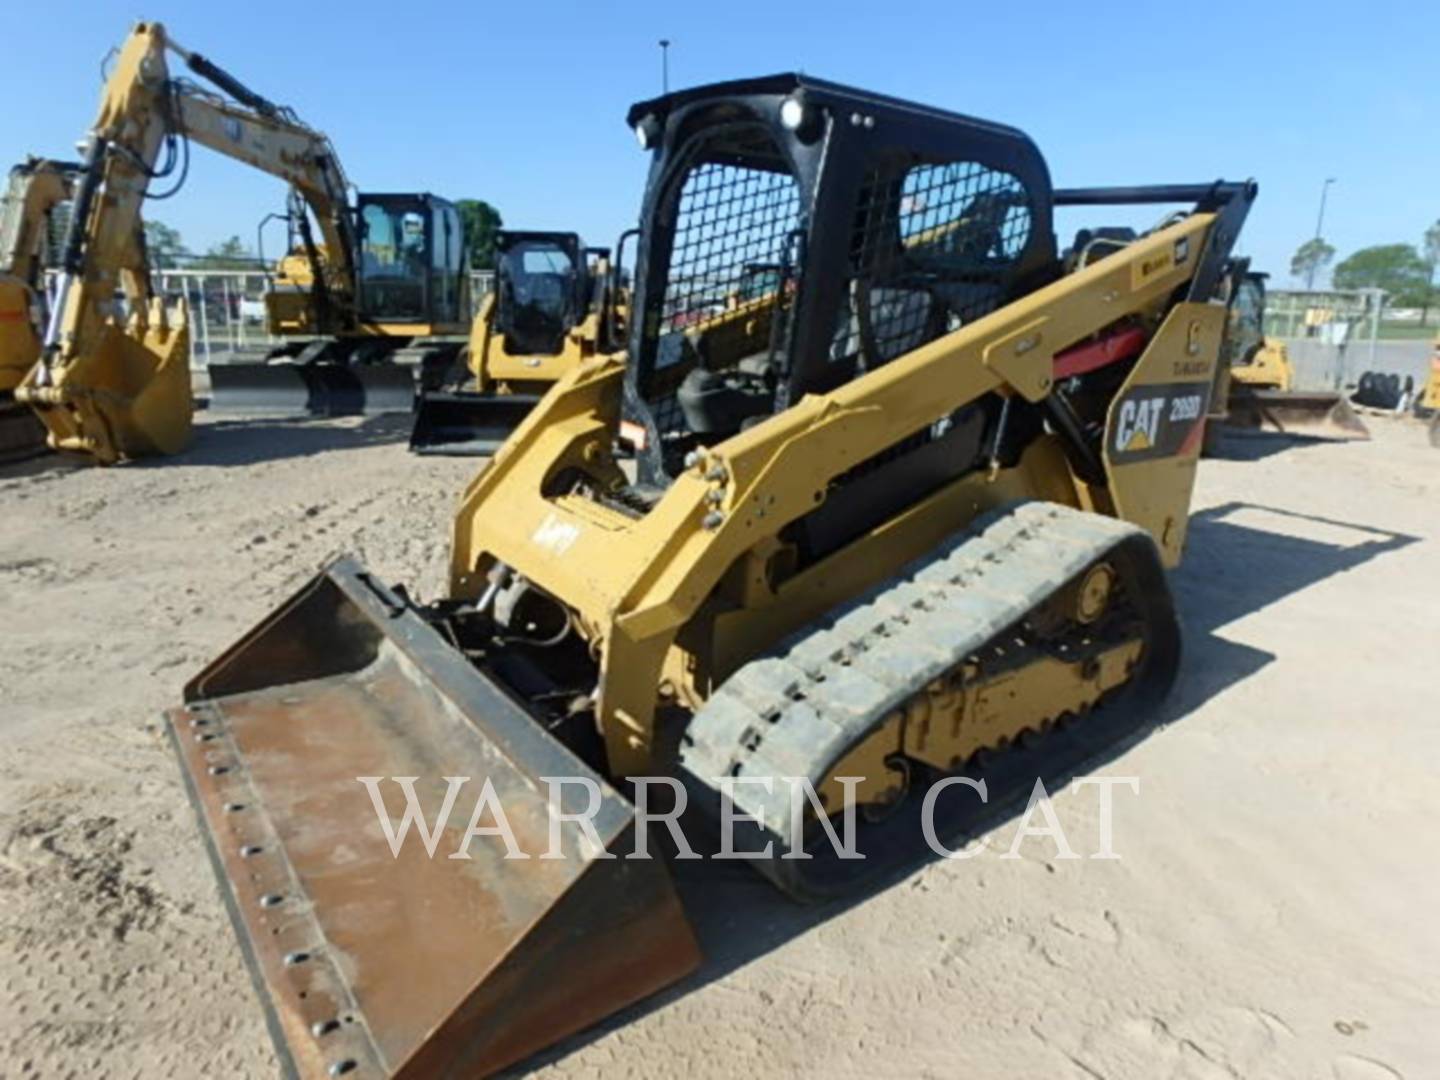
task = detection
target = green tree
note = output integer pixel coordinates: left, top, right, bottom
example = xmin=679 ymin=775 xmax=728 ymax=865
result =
xmin=1290 ymin=237 xmax=1335 ymax=288
xmin=193 ymin=235 xmax=257 ymax=270
xmin=1332 ymin=243 xmax=1432 ymax=306
xmin=143 ymin=220 xmax=186 ymax=269
xmin=455 ymin=199 xmax=503 ymax=269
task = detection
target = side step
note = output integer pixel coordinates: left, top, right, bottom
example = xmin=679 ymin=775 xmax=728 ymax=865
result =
xmin=208 ymin=363 xmax=416 ymax=416
xmin=167 ymin=560 xmax=699 ymax=1078
xmin=408 ymin=390 xmax=543 ymax=456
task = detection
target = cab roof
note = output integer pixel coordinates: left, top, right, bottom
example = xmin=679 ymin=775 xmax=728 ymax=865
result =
xmin=625 ymin=73 xmax=1033 ymax=146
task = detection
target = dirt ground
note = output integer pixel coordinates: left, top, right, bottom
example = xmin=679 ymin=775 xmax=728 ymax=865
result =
xmin=1 ymin=412 xmax=1436 ymax=1079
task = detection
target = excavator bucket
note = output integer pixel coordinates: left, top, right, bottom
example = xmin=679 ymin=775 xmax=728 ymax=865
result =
xmin=408 ymin=389 xmax=543 ymax=455
xmin=1225 ymin=385 xmax=1370 ymax=441
xmin=20 ymin=297 xmax=192 ymax=462
xmin=165 ymin=559 xmax=700 ymax=1079
xmin=207 ymin=361 xmax=416 ymax=416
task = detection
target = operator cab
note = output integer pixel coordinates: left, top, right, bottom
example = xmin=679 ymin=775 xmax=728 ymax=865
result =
xmin=1225 ymin=270 xmax=1266 ymax=368
xmin=494 ymin=231 xmax=592 ymax=356
xmin=355 ymin=192 xmax=465 ymax=327
xmin=621 ymin=74 xmax=1056 ymax=484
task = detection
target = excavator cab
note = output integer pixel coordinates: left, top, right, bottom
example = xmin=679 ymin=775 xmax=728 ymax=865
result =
xmin=355 ymin=193 xmax=466 ymax=327
xmin=210 ymin=192 xmax=468 ymax=418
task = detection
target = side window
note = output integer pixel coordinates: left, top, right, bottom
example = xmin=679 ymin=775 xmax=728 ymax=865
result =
xmin=360 ymin=203 xmax=396 ymax=272
xmin=834 ymin=158 xmax=1032 ymax=370
xmin=430 ymin=206 xmax=459 ymax=320
xmin=1225 ymin=278 xmax=1265 ymax=367
xmin=359 ymin=202 xmax=427 ymax=319
xmin=898 ymin=162 xmax=1031 ymax=265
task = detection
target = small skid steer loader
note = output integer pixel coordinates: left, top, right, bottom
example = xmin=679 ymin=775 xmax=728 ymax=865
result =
xmin=167 ymin=75 xmax=1254 ymax=1077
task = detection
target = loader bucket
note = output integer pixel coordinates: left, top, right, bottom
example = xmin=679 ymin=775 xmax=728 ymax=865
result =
xmin=208 ymin=361 xmax=416 ymax=416
xmin=1225 ymin=386 xmax=1370 ymax=441
xmin=165 ymin=559 xmax=699 ymax=1079
xmin=19 ymin=299 xmax=193 ymax=462
xmin=408 ymin=389 xmax=543 ymax=456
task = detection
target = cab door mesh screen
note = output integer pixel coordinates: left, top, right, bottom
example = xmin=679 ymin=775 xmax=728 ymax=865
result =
xmin=660 ymin=161 xmax=801 ymax=343
xmin=644 ymin=143 xmax=803 ymax=456
xmin=832 ymin=159 xmax=1032 ymax=371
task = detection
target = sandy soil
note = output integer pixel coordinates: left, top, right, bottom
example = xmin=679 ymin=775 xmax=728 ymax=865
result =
xmin=1 ymin=412 xmax=1437 ymax=1079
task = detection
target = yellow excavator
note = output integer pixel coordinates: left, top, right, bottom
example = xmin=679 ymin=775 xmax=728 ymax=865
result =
xmin=410 ymin=230 xmax=623 ymax=454
xmin=1210 ymin=270 xmax=1368 ymax=441
xmin=1420 ymin=336 xmax=1440 ymax=447
xmin=167 ymin=75 xmax=1255 ymax=1076
xmin=16 ymin=21 xmax=469 ymax=464
xmin=0 ymin=157 xmax=79 ymax=462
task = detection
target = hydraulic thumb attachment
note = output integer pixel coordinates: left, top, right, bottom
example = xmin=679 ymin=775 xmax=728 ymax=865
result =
xmin=166 ymin=559 xmax=699 ymax=1078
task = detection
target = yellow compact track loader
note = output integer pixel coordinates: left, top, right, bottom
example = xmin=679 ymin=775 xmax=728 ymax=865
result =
xmin=410 ymin=231 xmax=623 ymax=454
xmin=168 ymin=75 xmax=1255 ymax=1077
xmin=18 ymin=22 xmax=470 ymax=463
xmin=1210 ymin=270 xmax=1368 ymax=441
xmin=0 ymin=157 xmax=78 ymax=462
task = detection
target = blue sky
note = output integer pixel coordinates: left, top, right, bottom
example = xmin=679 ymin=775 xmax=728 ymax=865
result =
xmin=4 ymin=1 xmax=1436 ymax=285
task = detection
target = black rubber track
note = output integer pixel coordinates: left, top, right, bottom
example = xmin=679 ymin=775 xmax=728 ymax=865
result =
xmin=679 ymin=500 xmax=1181 ymax=902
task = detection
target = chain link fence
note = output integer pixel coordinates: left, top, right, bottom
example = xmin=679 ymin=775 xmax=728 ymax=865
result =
xmin=42 ymin=265 xmax=496 ymax=368
xmin=1265 ymin=288 xmax=1431 ymax=392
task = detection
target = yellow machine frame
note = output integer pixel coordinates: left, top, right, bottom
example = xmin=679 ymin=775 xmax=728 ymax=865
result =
xmin=451 ymin=212 xmax=1229 ymax=776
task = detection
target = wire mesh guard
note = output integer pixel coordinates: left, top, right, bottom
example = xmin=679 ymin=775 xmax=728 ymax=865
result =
xmin=659 ymin=160 xmax=801 ymax=349
xmin=643 ymin=155 xmax=803 ymax=460
xmin=835 ymin=160 xmax=1032 ymax=369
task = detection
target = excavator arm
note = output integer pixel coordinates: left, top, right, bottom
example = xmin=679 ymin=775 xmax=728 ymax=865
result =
xmin=0 ymin=158 xmax=79 ymax=391
xmin=0 ymin=158 xmax=79 ymax=462
xmin=18 ymin=20 xmax=363 ymax=463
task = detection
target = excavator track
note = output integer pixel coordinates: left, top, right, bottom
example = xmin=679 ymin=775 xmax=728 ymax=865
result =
xmin=0 ymin=400 xmax=48 ymax=465
xmin=679 ymin=501 xmax=1180 ymax=901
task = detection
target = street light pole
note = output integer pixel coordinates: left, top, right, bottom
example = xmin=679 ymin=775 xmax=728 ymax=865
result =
xmin=659 ymin=39 xmax=671 ymax=94
xmin=1307 ymin=177 xmax=1336 ymax=290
